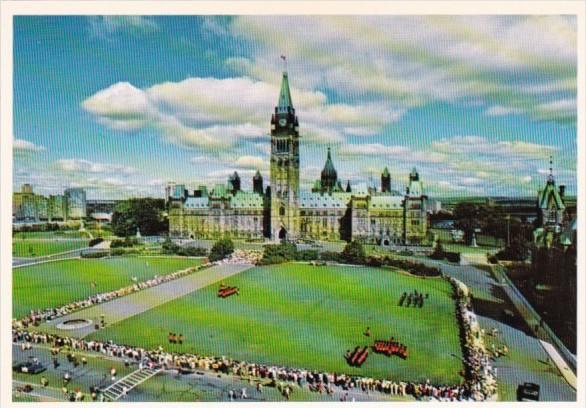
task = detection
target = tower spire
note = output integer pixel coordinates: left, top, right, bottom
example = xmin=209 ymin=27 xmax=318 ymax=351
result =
xmin=277 ymin=64 xmax=293 ymax=113
xmin=548 ymin=155 xmax=554 ymax=183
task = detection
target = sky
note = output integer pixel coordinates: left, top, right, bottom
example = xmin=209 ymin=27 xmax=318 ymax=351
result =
xmin=13 ymin=15 xmax=577 ymax=199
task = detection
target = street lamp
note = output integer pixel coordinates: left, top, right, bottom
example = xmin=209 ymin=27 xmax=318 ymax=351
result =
xmin=505 ymin=214 xmax=511 ymax=248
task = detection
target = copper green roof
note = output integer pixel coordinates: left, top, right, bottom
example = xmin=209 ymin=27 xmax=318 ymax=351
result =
xmin=322 ymin=147 xmax=337 ymax=179
xmin=538 ymin=181 xmax=565 ymax=210
xmin=277 ymin=72 xmax=293 ymax=112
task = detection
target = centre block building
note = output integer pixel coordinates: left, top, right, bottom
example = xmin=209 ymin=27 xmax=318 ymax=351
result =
xmin=168 ymin=70 xmax=429 ymax=245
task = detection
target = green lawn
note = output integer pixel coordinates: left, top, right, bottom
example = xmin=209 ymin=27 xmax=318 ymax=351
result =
xmin=13 ymin=256 xmax=202 ymax=318
xmin=13 ymin=231 xmax=90 ymax=239
xmin=89 ymin=263 xmax=463 ymax=384
xmin=431 ymin=229 xmax=503 ymax=255
xmin=12 ymin=240 xmax=90 ymax=257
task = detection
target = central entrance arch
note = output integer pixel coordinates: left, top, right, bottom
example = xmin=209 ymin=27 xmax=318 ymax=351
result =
xmin=278 ymin=227 xmax=287 ymax=241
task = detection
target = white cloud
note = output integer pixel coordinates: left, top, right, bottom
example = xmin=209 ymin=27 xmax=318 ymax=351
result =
xmin=340 ymin=143 xmax=446 ymax=164
xmin=13 ymin=138 xmax=45 ymax=153
xmin=88 ymin=16 xmax=159 ymax=38
xmin=233 ymin=155 xmax=269 ymax=171
xmin=484 ymin=105 xmax=524 ymax=116
xmin=190 ymin=156 xmax=214 ymax=165
xmin=228 ymin=16 xmax=576 ymax=124
xmin=81 ymin=82 xmax=151 ymax=131
xmin=55 ymin=158 xmax=136 ymax=175
xmin=432 ymin=135 xmax=558 ymax=158
xmin=83 ymin=75 xmax=391 ymax=150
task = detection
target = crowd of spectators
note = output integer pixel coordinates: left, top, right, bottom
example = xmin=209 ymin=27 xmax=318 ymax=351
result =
xmin=449 ymin=276 xmax=497 ymax=400
xmin=13 ymin=314 xmax=495 ymax=403
xmin=12 ymin=250 xmax=497 ymax=402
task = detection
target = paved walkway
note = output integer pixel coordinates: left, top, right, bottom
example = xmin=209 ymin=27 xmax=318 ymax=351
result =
xmin=39 ymin=263 xmax=253 ymax=338
xmin=539 ymin=340 xmax=577 ymax=390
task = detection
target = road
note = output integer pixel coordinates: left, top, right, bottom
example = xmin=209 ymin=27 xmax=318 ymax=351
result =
xmin=401 ymin=256 xmax=576 ymax=401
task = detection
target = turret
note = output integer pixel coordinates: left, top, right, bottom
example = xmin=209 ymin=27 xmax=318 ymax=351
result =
xmin=253 ymin=170 xmax=264 ymax=195
xmin=320 ymin=147 xmax=338 ymax=192
xmin=381 ymin=167 xmax=391 ymax=193
xmin=228 ymin=171 xmax=241 ymax=194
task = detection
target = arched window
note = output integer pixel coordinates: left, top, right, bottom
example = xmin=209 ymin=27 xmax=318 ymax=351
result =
xmin=279 ymin=206 xmax=285 ymax=216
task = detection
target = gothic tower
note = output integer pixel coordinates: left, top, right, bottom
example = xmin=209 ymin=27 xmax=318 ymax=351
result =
xmin=381 ymin=167 xmax=391 ymax=193
xmin=253 ymin=170 xmax=264 ymax=195
xmin=270 ymin=70 xmax=300 ymax=241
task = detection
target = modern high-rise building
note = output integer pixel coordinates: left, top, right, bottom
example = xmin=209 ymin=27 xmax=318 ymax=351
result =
xmin=13 ymin=184 xmax=37 ymax=221
xmin=64 ymin=188 xmax=87 ymax=219
xmin=48 ymin=194 xmax=66 ymax=221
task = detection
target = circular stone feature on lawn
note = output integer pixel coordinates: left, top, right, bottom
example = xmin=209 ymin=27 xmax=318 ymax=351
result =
xmin=56 ymin=318 xmax=93 ymax=330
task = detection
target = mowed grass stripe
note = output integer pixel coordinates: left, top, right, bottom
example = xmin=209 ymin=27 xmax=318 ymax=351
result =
xmin=12 ymin=240 xmax=89 ymax=257
xmin=13 ymin=257 xmax=202 ymax=318
xmin=90 ymin=263 xmax=463 ymax=383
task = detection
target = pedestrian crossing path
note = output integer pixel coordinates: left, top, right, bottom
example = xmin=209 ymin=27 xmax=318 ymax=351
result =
xmin=101 ymin=367 xmax=162 ymax=401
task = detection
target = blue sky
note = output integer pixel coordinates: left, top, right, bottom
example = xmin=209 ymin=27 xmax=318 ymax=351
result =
xmin=13 ymin=16 xmax=577 ymax=199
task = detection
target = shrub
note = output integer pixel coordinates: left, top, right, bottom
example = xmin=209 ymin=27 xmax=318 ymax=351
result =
xmin=110 ymin=237 xmax=140 ymax=248
xmin=209 ymin=238 xmax=234 ymax=262
xmin=365 ymin=256 xmax=383 ymax=267
xmin=319 ymin=251 xmax=342 ymax=262
xmin=110 ymin=248 xmax=140 ymax=256
xmin=488 ymin=254 xmax=499 ymax=264
xmin=380 ymin=256 xmax=441 ymax=277
xmin=445 ymin=252 xmax=461 ymax=263
xmin=260 ymin=242 xmax=298 ymax=265
xmin=176 ymin=246 xmax=208 ymax=257
xmin=429 ymin=242 xmax=445 ymax=260
xmin=88 ymin=237 xmax=104 ymax=247
xmin=295 ymin=249 xmax=319 ymax=261
xmin=80 ymin=250 xmax=108 ymax=258
xmin=496 ymin=240 xmax=531 ymax=262
xmin=341 ymin=240 xmax=366 ymax=264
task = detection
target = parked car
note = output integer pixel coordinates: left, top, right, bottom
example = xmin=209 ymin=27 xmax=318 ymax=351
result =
xmin=517 ymin=382 xmax=540 ymax=401
xmin=13 ymin=359 xmax=46 ymax=374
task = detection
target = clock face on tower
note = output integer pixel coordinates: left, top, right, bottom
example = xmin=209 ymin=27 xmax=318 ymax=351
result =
xmin=278 ymin=118 xmax=287 ymax=127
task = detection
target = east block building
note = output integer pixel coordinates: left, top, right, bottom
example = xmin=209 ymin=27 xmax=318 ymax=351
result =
xmin=168 ymin=70 xmax=429 ymax=245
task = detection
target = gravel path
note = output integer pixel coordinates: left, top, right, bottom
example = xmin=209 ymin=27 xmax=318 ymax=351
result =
xmin=39 ymin=263 xmax=253 ymax=339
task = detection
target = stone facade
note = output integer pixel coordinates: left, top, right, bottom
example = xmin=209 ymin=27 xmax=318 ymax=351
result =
xmin=168 ymin=70 xmax=429 ymax=245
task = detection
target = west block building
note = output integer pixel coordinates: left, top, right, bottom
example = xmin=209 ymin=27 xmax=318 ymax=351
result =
xmin=168 ymin=69 xmax=429 ymax=245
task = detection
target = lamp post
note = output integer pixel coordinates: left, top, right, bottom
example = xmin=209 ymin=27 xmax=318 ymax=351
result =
xmin=505 ymin=214 xmax=511 ymax=248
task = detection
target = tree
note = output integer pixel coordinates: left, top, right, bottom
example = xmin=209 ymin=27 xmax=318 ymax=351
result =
xmin=209 ymin=238 xmax=234 ymax=262
xmin=111 ymin=198 xmax=168 ymax=237
xmin=496 ymin=238 xmax=532 ymax=261
xmin=341 ymin=240 xmax=366 ymax=264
